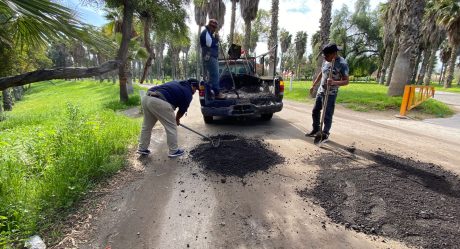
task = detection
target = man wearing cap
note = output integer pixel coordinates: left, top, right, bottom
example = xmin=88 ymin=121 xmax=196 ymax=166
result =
xmin=200 ymin=19 xmax=225 ymax=99
xmin=137 ymin=79 xmax=199 ymax=158
xmin=306 ymin=43 xmax=349 ymax=143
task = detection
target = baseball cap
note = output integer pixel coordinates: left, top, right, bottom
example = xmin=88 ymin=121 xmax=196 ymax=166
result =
xmin=208 ymin=19 xmax=218 ymax=28
xmin=322 ymin=43 xmax=342 ymax=55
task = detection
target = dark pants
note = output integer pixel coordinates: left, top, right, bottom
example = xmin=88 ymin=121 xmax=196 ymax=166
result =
xmin=312 ymin=93 xmax=337 ymax=135
xmin=202 ymin=56 xmax=220 ymax=95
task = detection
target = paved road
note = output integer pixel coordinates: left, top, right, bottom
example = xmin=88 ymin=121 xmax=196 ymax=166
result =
xmin=424 ymin=91 xmax=460 ymax=129
xmin=75 ymin=97 xmax=460 ymax=249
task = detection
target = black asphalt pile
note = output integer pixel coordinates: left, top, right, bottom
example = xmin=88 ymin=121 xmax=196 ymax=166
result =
xmin=299 ymin=152 xmax=460 ymax=249
xmin=190 ymin=136 xmax=284 ymax=177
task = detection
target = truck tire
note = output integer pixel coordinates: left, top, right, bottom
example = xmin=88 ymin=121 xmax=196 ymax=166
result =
xmin=203 ymin=115 xmax=213 ymax=123
xmin=261 ymin=113 xmax=273 ymax=121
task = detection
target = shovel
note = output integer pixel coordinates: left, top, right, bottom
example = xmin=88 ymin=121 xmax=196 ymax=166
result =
xmin=314 ymin=58 xmax=335 ymax=146
xmin=180 ymin=124 xmax=221 ymax=148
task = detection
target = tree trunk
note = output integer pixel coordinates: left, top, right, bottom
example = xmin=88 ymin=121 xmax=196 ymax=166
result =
xmin=388 ymin=0 xmax=425 ymax=96
xmin=0 ymin=61 xmax=119 ymax=91
xmin=417 ymin=48 xmax=430 ymax=85
xmin=439 ymin=63 xmax=445 ymax=84
xmin=410 ymin=51 xmax=422 ymax=84
xmin=386 ymin=39 xmax=399 ymax=86
xmin=0 ymin=93 xmax=3 ymax=121
xmin=141 ymin=15 xmax=154 ymax=84
xmin=443 ymin=45 xmax=458 ymax=88
xmin=2 ymin=89 xmax=13 ymax=111
xmin=268 ymin=0 xmax=279 ymax=76
xmin=116 ymin=0 xmax=135 ymax=103
xmin=12 ymin=86 xmax=23 ymax=101
xmin=313 ymin=0 xmax=333 ymax=87
xmin=127 ymin=62 xmax=134 ymax=94
xmin=196 ymin=25 xmax=202 ymax=79
xmin=424 ymin=47 xmax=436 ymax=86
xmin=379 ymin=46 xmax=392 ymax=85
xmin=229 ymin=0 xmax=237 ymax=44
xmin=243 ymin=20 xmax=252 ymax=54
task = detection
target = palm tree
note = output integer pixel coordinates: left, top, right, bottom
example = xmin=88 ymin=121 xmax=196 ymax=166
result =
xmin=379 ymin=1 xmax=397 ymax=85
xmin=240 ymin=0 xmax=260 ymax=53
xmin=182 ymin=44 xmax=191 ymax=78
xmin=194 ymin=0 xmax=208 ymax=79
xmin=208 ymin=0 xmax=226 ymax=30
xmin=314 ymin=0 xmax=333 ymax=80
xmin=295 ymin=31 xmax=308 ymax=79
xmin=436 ymin=0 xmax=460 ymax=88
xmin=279 ymin=29 xmax=292 ymax=72
xmin=419 ymin=1 xmax=445 ymax=85
xmin=268 ymin=0 xmax=279 ymax=76
xmin=388 ymin=0 xmax=426 ymax=96
xmin=229 ymin=0 xmax=240 ymax=44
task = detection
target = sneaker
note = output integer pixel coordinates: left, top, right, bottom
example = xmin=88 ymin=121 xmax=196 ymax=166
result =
xmin=314 ymin=133 xmax=329 ymax=145
xmin=305 ymin=130 xmax=319 ymax=137
xmin=168 ymin=148 xmax=185 ymax=158
xmin=137 ymin=149 xmax=151 ymax=155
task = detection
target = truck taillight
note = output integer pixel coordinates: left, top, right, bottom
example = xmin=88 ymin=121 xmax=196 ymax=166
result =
xmin=279 ymin=80 xmax=285 ymax=95
xmin=199 ymin=85 xmax=205 ymax=97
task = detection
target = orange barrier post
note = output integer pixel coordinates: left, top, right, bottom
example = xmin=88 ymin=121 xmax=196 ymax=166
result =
xmin=398 ymin=85 xmax=435 ymax=117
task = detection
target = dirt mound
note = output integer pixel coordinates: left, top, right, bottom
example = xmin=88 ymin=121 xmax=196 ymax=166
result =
xmin=190 ymin=136 xmax=284 ymax=177
xmin=299 ymin=152 xmax=460 ymax=249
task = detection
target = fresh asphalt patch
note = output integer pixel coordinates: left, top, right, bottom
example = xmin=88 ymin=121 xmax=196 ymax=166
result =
xmin=190 ymin=135 xmax=285 ymax=178
xmin=299 ymin=151 xmax=460 ymax=249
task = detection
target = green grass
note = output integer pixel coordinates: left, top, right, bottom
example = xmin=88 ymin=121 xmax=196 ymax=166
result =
xmin=433 ymin=83 xmax=460 ymax=93
xmin=283 ymin=81 xmax=455 ymax=117
xmin=0 ymin=80 xmax=142 ymax=246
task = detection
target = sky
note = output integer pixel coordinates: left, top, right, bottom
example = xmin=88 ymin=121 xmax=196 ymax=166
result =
xmin=67 ymin=0 xmax=386 ymax=56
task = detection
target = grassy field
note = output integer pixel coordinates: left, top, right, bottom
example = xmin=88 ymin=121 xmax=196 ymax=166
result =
xmin=283 ymin=81 xmax=455 ymax=117
xmin=433 ymin=83 xmax=460 ymax=93
xmin=0 ymin=80 xmax=142 ymax=246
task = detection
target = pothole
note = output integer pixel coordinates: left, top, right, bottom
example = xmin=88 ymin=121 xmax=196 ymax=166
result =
xmin=299 ymin=151 xmax=460 ymax=248
xmin=190 ymin=136 xmax=284 ymax=177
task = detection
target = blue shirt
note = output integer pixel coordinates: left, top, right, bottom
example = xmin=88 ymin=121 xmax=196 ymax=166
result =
xmin=200 ymin=27 xmax=219 ymax=58
xmin=149 ymin=81 xmax=193 ymax=114
xmin=318 ymin=56 xmax=349 ymax=95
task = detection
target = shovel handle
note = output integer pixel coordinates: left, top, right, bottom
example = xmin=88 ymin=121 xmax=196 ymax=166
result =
xmin=180 ymin=124 xmax=210 ymax=141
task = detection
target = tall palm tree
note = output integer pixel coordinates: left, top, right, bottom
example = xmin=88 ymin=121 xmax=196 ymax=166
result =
xmin=295 ymin=31 xmax=308 ymax=79
xmin=313 ymin=0 xmax=333 ymax=81
xmin=419 ymin=1 xmax=445 ymax=85
xmin=379 ymin=1 xmax=397 ymax=85
xmin=229 ymin=0 xmax=239 ymax=44
xmin=268 ymin=0 xmax=279 ymax=76
xmin=194 ymin=0 xmax=208 ymax=79
xmin=279 ymin=29 xmax=292 ymax=72
xmin=436 ymin=0 xmax=460 ymax=88
xmin=240 ymin=0 xmax=260 ymax=53
xmin=388 ymin=0 xmax=426 ymax=96
xmin=208 ymin=0 xmax=226 ymax=30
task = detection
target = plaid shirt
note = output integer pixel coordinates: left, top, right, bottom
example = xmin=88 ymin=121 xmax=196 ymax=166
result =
xmin=318 ymin=56 xmax=349 ymax=96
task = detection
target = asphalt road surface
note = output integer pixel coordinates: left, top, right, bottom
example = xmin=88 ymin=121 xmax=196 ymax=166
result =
xmin=75 ymin=96 xmax=459 ymax=249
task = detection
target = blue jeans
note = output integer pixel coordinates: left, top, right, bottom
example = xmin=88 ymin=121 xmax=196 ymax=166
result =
xmin=312 ymin=93 xmax=337 ymax=135
xmin=203 ymin=56 xmax=220 ymax=95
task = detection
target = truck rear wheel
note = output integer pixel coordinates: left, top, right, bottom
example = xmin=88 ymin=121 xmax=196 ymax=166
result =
xmin=261 ymin=113 xmax=273 ymax=121
xmin=203 ymin=115 xmax=213 ymax=123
